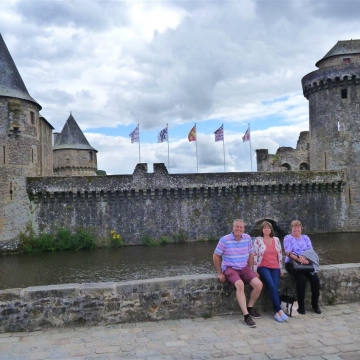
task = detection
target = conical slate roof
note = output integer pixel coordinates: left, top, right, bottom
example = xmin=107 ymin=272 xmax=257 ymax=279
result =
xmin=316 ymin=39 xmax=360 ymax=67
xmin=0 ymin=33 xmax=41 ymax=108
xmin=53 ymin=113 xmax=97 ymax=152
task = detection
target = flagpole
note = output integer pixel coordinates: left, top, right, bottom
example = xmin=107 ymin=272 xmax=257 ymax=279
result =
xmin=138 ymin=124 xmax=141 ymax=163
xmin=195 ymin=123 xmax=198 ymax=173
xmin=167 ymin=123 xmax=170 ymax=172
xmin=222 ymin=124 xmax=226 ymax=172
xmin=248 ymin=123 xmax=252 ymax=171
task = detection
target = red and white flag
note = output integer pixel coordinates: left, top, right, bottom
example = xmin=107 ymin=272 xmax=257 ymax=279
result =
xmin=188 ymin=125 xmax=196 ymax=142
xmin=242 ymin=126 xmax=250 ymax=143
xmin=129 ymin=125 xmax=139 ymax=143
xmin=214 ymin=125 xmax=224 ymax=142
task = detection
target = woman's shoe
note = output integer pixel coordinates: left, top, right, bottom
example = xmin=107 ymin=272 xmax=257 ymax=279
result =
xmin=313 ymin=307 xmax=321 ymax=314
xmin=274 ymin=314 xmax=284 ymax=323
xmin=280 ymin=313 xmax=288 ymax=321
xmin=297 ymin=307 xmax=306 ymax=314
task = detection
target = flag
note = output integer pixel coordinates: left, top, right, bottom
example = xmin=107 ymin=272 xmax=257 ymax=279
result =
xmin=157 ymin=126 xmax=168 ymax=143
xmin=129 ymin=125 xmax=139 ymax=143
xmin=242 ymin=126 xmax=250 ymax=143
xmin=214 ymin=125 xmax=223 ymax=142
xmin=188 ymin=125 xmax=196 ymax=142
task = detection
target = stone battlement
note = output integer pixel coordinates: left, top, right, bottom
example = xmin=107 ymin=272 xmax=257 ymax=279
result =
xmin=302 ymin=64 xmax=360 ymax=99
xmin=27 ymin=165 xmax=346 ymax=202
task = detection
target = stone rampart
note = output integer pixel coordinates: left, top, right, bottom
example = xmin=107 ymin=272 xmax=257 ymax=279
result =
xmin=0 ymin=264 xmax=359 ymax=333
xmin=302 ymin=64 xmax=360 ymax=99
xmin=25 ymin=164 xmax=347 ymax=244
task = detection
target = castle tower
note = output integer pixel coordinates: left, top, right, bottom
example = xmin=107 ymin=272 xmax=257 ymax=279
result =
xmin=53 ymin=113 xmax=98 ymax=176
xmin=0 ymin=34 xmax=54 ymax=246
xmin=302 ymin=40 xmax=360 ymax=170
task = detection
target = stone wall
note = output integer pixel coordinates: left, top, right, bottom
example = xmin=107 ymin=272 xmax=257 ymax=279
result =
xmin=25 ymin=164 xmax=347 ymax=244
xmin=38 ymin=116 xmax=54 ymax=176
xmin=317 ymin=54 xmax=360 ymax=69
xmin=0 ymin=264 xmax=359 ymax=333
xmin=0 ymin=97 xmax=46 ymax=246
xmin=256 ymin=131 xmax=310 ymax=172
xmin=53 ymin=149 xmax=97 ymax=176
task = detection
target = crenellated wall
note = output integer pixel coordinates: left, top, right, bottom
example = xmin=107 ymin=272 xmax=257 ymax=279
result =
xmin=0 ymin=264 xmax=359 ymax=333
xmin=24 ymin=163 xmax=348 ymax=244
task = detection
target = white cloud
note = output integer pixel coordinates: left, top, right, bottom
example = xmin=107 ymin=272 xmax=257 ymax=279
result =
xmin=1 ymin=0 xmax=360 ymax=173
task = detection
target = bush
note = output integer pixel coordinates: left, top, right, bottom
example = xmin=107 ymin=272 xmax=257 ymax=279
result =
xmin=73 ymin=228 xmax=96 ymax=250
xmin=173 ymin=230 xmax=187 ymax=243
xmin=20 ymin=227 xmax=96 ymax=253
xmin=159 ymin=236 xmax=169 ymax=245
xmin=141 ymin=234 xmax=158 ymax=246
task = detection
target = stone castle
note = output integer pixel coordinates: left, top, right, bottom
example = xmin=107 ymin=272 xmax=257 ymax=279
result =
xmin=1 ymin=34 xmax=359 ymax=251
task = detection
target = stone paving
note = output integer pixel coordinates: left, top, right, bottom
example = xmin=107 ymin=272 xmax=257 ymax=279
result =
xmin=0 ymin=303 xmax=360 ymax=360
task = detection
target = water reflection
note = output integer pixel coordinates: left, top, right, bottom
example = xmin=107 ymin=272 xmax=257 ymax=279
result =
xmin=0 ymin=233 xmax=359 ymax=290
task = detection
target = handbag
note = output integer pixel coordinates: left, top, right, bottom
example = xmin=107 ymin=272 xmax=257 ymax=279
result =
xmin=279 ymin=286 xmax=298 ymax=317
xmin=287 ymin=258 xmax=314 ymax=273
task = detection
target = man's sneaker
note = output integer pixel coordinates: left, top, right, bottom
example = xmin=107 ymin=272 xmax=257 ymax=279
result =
xmin=248 ymin=308 xmax=261 ymax=319
xmin=243 ymin=316 xmax=256 ymax=328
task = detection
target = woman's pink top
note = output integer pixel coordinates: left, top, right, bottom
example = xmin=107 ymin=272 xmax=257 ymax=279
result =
xmin=253 ymin=236 xmax=283 ymax=272
xmin=259 ymin=240 xmax=279 ymax=269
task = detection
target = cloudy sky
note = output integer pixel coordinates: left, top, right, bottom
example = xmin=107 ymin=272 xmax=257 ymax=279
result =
xmin=1 ymin=0 xmax=360 ymax=174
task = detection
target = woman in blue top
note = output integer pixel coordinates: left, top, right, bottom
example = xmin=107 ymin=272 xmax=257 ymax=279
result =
xmin=283 ymin=220 xmax=321 ymax=315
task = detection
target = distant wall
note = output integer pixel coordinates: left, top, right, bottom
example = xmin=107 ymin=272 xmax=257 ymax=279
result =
xmin=256 ymin=131 xmax=310 ymax=172
xmin=25 ymin=164 xmax=347 ymax=244
xmin=0 ymin=264 xmax=359 ymax=333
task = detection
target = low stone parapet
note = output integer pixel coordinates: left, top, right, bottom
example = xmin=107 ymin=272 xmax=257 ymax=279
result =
xmin=0 ymin=264 xmax=359 ymax=332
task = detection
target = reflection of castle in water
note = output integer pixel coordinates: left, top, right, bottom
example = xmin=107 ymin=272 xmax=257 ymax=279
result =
xmin=1 ymin=35 xmax=360 ymax=250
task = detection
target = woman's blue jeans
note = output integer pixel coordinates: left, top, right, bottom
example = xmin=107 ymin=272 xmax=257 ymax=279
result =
xmin=257 ymin=267 xmax=281 ymax=312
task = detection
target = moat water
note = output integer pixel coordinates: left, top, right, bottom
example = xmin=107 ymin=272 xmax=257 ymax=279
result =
xmin=1 ymin=232 xmax=359 ymax=290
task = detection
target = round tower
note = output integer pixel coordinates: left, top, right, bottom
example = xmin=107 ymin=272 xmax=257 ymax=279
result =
xmin=53 ymin=113 xmax=98 ymax=176
xmin=302 ymin=39 xmax=360 ymax=170
xmin=0 ymin=34 xmax=53 ymax=247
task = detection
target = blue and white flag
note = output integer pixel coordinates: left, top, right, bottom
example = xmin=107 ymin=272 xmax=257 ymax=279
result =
xmin=129 ymin=125 xmax=139 ymax=143
xmin=157 ymin=126 xmax=168 ymax=143
xmin=214 ymin=125 xmax=224 ymax=142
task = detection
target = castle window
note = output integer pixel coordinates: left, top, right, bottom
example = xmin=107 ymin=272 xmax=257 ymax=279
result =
xmin=32 ymin=149 xmax=34 ymax=163
xmin=89 ymin=152 xmax=93 ymax=161
xmin=341 ymin=88 xmax=348 ymax=99
xmin=343 ymin=58 xmax=351 ymax=64
xmin=30 ymin=111 xmax=35 ymax=124
xmin=2 ymin=146 xmax=5 ymax=164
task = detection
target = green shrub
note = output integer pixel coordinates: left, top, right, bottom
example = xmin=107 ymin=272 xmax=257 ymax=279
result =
xmin=201 ymin=312 xmax=213 ymax=319
xmin=141 ymin=234 xmax=159 ymax=246
xmin=21 ymin=232 xmax=55 ymax=252
xmin=73 ymin=228 xmax=96 ymax=250
xmin=159 ymin=236 xmax=169 ymax=245
xmin=56 ymin=228 xmax=72 ymax=250
xmin=173 ymin=230 xmax=187 ymax=243
xmin=20 ymin=227 xmax=95 ymax=253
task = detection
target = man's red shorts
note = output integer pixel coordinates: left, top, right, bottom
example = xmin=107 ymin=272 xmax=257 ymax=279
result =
xmin=224 ymin=265 xmax=257 ymax=285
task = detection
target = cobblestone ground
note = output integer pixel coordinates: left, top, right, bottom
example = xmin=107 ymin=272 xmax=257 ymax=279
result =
xmin=0 ymin=303 xmax=360 ymax=360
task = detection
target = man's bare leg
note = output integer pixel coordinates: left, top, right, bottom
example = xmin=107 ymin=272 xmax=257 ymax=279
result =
xmin=234 ymin=279 xmax=249 ymax=314
xmin=248 ymin=277 xmax=263 ymax=307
